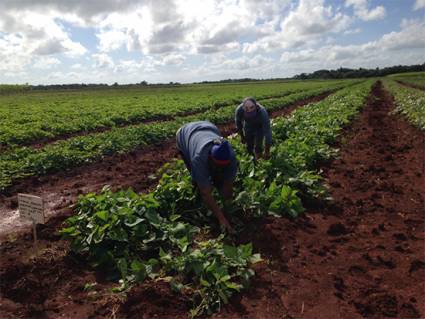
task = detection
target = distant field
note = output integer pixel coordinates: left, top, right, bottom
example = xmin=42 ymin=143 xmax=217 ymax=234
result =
xmin=0 ymin=79 xmax=353 ymax=148
xmin=0 ymin=84 xmax=30 ymax=94
xmin=388 ymin=71 xmax=425 ymax=88
xmin=0 ymin=78 xmax=358 ymax=190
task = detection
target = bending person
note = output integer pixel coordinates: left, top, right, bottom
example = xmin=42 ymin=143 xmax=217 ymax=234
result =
xmin=176 ymin=121 xmax=237 ymax=232
xmin=235 ymin=97 xmax=272 ymax=160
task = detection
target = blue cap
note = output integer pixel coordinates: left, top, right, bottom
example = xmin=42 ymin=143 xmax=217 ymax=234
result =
xmin=211 ymin=139 xmax=231 ymax=165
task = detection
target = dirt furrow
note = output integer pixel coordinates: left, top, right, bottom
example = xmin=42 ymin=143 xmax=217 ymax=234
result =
xmin=0 ymin=91 xmax=331 ymax=239
xmin=0 ymin=82 xmax=423 ymax=318
xmin=210 ymin=81 xmax=424 ymax=318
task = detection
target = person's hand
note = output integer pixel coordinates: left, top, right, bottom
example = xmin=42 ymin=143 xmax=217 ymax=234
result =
xmin=264 ymin=151 xmax=270 ymax=160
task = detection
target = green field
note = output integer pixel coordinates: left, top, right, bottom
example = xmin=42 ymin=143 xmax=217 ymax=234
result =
xmin=384 ymin=78 xmax=425 ymax=129
xmin=0 ymin=79 xmax=358 ymax=190
xmin=388 ymin=71 xmax=425 ymax=87
xmin=0 ymin=79 xmax=352 ymax=148
xmin=2 ymin=77 xmax=424 ymax=317
xmin=61 ymin=80 xmax=374 ymax=316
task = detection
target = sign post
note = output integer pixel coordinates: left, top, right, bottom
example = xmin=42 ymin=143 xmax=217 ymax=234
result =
xmin=18 ymin=194 xmax=45 ymax=247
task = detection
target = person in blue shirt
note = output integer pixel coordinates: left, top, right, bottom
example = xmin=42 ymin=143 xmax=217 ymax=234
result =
xmin=176 ymin=121 xmax=238 ymax=232
xmin=235 ymin=97 xmax=272 ymax=160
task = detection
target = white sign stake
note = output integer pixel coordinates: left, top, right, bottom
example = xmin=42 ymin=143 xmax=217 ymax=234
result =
xmin=18 ymin=194 xmax=45 ymax=246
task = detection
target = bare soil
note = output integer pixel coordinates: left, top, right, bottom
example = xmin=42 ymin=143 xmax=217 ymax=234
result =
xmin=1 ymin=83 xmax=423 ymax=318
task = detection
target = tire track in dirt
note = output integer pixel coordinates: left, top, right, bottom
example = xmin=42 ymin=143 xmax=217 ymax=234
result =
xmin=211 ymin=81 xmax=423 ymax=318
xmin=0 ymin=91 xmax=331 ymax=240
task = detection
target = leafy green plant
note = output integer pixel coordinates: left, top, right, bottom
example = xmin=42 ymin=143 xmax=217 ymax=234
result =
xmin=0 ymin=80 xmax=357 ymax=190
xmin=384 ymin=79 xmax=425 ymax=130
xmin=60 ymin=79 xmax=374 ymax=316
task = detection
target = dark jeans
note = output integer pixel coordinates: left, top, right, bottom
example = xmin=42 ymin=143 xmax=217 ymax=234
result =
xmin=245 ymin=129 xmax=264 ymax=155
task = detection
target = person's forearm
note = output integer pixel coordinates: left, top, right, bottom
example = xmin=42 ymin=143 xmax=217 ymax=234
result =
xmin=199 ymin=187 xmax=226 ymax=222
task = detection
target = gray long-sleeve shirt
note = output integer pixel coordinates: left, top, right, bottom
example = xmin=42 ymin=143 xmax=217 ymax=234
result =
xmin=235 ymin=103 xmax=272 ymax=145
xmin=176 ymin=121 xmax=237 ymax=187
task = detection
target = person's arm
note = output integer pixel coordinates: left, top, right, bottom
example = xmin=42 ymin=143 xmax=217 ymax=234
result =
xmin=260 ymin=107 xmax=272 ymax=159
xmin=198 ymin=185 xmax=233 ymax=232
xmin=235 ymin=105 xmax=245 ymax=143
xmin=192 ymin=157 xmax=233 ymax=232
xmin=221 ymin=179 xmax=233 ymax=202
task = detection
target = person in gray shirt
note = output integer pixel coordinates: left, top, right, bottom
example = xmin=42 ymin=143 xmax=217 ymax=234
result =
xmin=235 ymin=97 xmax=272 ymax=160
xmin=176 ymin=121 xmax=237 ymax=232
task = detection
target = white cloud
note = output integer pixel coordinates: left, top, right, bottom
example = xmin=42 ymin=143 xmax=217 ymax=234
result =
xmin=160 ymin=53 xmax=186 ymax=66
xmin=280 ymin=19 xmax=425 ymax=68
xmin=0 ymin=34 xmax=31 ymax=72
xmin=243 ymin=0 xmax=351 ymax=54
xmin=90 ymin=0 xmax=290 ymax=55
xmin=413 ymin=0 xmax=425 ymax=10
xmin=345 ymin=0 xmax=386 ymax=21
xmin=219 ymin=54 xmax=273 ymax=70
xmin=378 ymin=19 xmax=425 ymax=50
xmin=92 ymin=53 xmax=114 ymax=68
xmin=0 ymin=9 xmax=86 ymax=72
xmin=33 ymin=57 xmax=61 ymax=69
xmin=0 ymin=0 xmax=422 ymax=84
xmin=113 ymin=58 xmax=158 ymax=74
xmin=97 ymin=29 xmax=127 ymax=52
xmin=283 ymin=0 xmax=351 ymax=36
xmin=71 ymin=63 xmax=83 ymax=69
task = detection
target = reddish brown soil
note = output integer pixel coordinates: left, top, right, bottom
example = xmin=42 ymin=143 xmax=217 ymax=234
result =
xmin=0 ymin=91 xmax=332 ymax=239
xmin=0 ymin=91 xmax=331 ymax=319
xmin=212 ymin=81 xmax=424 ymax=318
xmin=1 ymin=83 xmax=423 ymax=318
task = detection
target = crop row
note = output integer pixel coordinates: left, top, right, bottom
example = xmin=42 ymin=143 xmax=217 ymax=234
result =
xmin=0 ymin=79 xmax=354 ymax=147
xmin=384 ymin=79 xmax=425 ymax=130
xmin=61 ymin=80 xmax=374 ymax=317
xmin=389 ymin=72 xmax=425 ymax=88
xmin=0 ymin=83 xmax=355 ymax=191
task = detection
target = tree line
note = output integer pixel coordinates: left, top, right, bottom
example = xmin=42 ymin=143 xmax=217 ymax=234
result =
xmin=292 ymin=63 xmax=425 ymax=80
xmin=2 ymin=63 xmax=424 ymax=93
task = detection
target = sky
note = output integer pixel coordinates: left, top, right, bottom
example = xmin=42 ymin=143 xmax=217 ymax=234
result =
xmin=0 ymin=0 xmax=424 ymax=85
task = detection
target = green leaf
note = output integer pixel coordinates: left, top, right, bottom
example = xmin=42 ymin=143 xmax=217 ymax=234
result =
xmin=145 ymin=210 xmax=161 ymax=224
xmin=117 ymin=258 xmax=128 ymax=278
xmin=170 ymin=279 xmax=183 ymax=292
xmin=223 ymin=245 xmax=238 ymax=259
xmin=200 ymin=278 xmax=211 ymax=287
xmin=130 ymin=260 xmax=146 ymax=282
xmin=124 ymin=217 xmax=144 ymax=227
xmin=240 ymin=243 xmax=253 ymax=259
xmin=96 ymin=210 xmax=108 ymax=222
xmin=225 ymin=282 xmax=242 ymax=291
